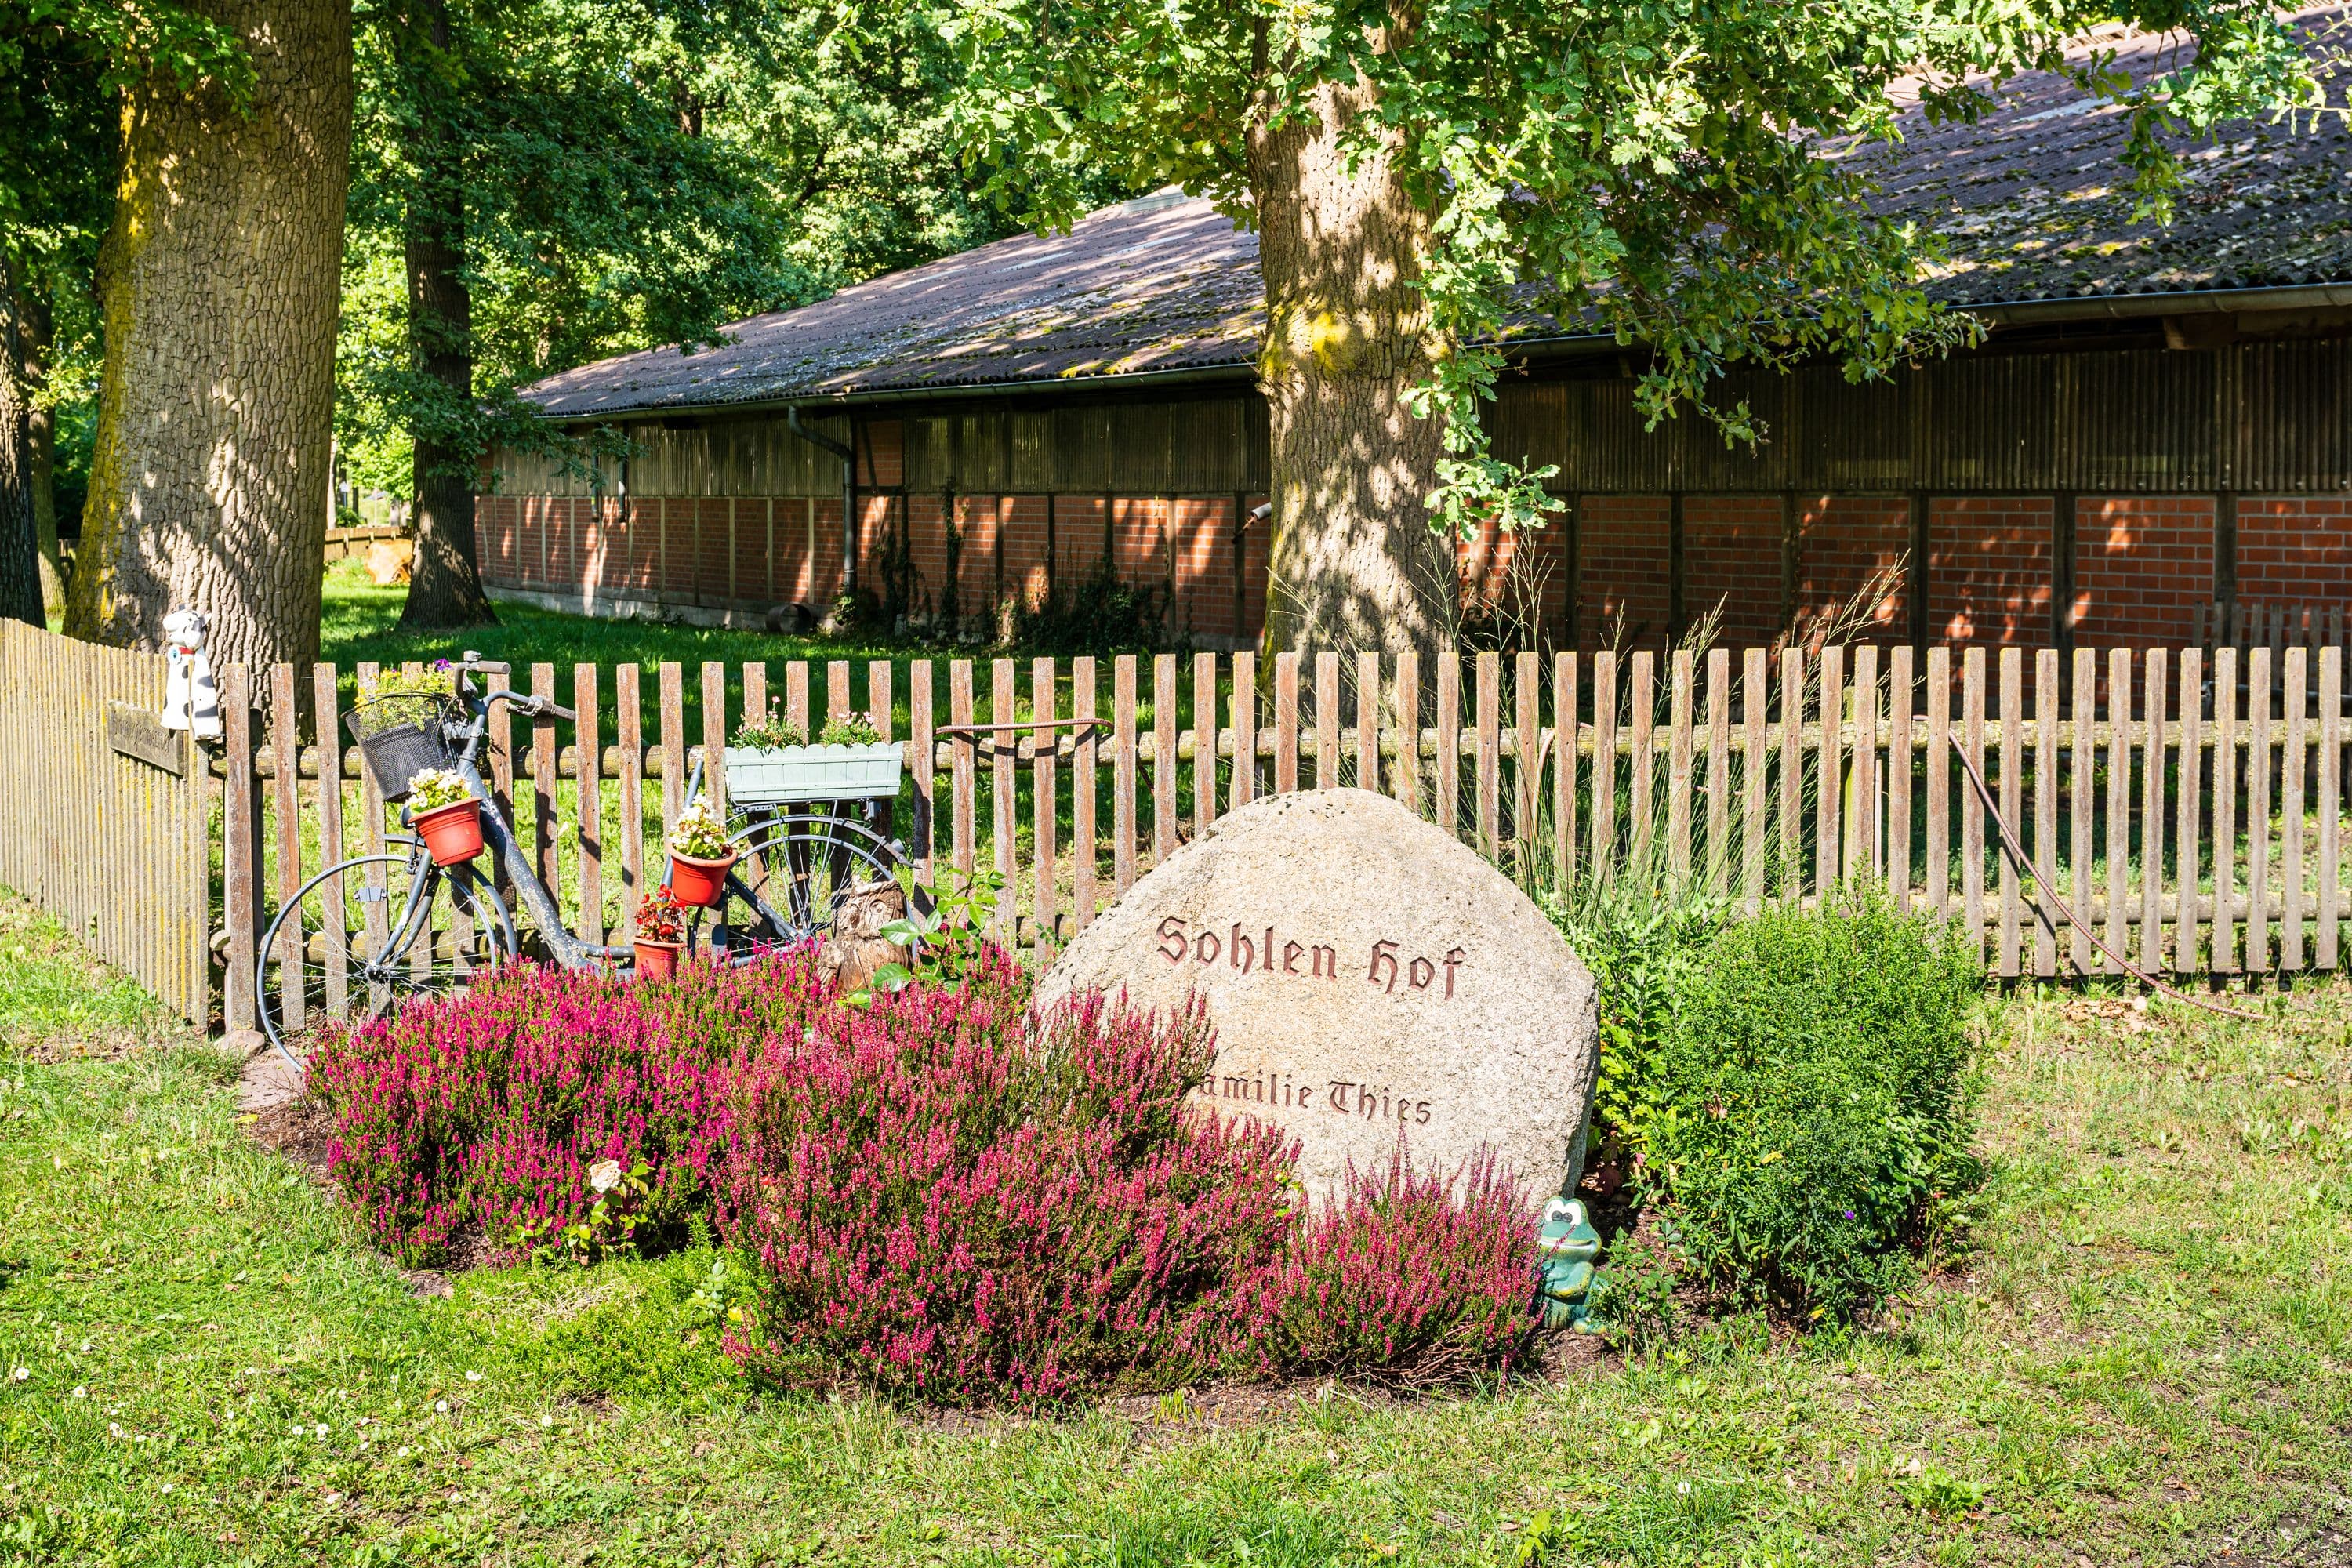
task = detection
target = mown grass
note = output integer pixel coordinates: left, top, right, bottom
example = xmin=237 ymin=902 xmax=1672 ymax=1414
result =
xmin=5 ymin=912 xmax=2350 ymax=1566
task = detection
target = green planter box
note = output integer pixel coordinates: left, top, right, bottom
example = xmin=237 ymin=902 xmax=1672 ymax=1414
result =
xmin=724 ymin=742 xmax=903 ymax=805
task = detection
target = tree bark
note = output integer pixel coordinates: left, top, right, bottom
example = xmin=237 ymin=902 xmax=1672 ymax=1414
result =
xmin=64 ymin=0 xmax=354 ymax=666
xmin=1247 ymin=73 xmax=1453 ymax=662
xmin=0 ymin=288 xmax=42 ymax=626
xmin=3 ymin=276 xmax=67 ymax=617
xmin=395 ymin=0 xmax=497 ymax=630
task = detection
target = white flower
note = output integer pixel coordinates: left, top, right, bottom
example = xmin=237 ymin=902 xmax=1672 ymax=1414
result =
xmin=69 ymin=1386 xmax=86 ymax=1399
xmin=464 ymin=1370 xmax=483 ymax=1383
xmin=434 ymin=1399 xmax=448 ymax=1414
xmin=397 ymin=1446 xmax=412 ymax=1459
xmin=323 ymin=1491 xmax=342 ymax=1504
xmin=314 ymin=1423 xmax=329 ymax=1439
xmin=587 ymin=1160 xmax=622 ymax=1194
xmin=9 ymin=1367 xmax=26 ymax=1382
xmin=108 ymin=1422 xmax=124 ymax=1439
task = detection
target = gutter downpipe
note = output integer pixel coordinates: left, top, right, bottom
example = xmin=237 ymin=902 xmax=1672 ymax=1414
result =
xmin=787 ymin=405 xmax=857 ymax=594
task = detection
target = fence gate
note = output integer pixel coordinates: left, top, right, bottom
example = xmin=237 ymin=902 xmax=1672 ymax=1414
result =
xmin=0 ymin=621 xmax=209 ymax=1024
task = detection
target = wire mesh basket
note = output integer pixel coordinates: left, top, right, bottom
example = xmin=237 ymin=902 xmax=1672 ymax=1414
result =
xmin=346 ymin=694 xmax=460 ymax=800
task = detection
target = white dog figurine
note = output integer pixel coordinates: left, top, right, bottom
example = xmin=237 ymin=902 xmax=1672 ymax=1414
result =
xmin=159 ymin=608 xmax=223 ymax=740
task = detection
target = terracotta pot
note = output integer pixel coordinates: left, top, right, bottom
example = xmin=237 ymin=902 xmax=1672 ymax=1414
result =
xmin=633 ymin=938 xmax=684 ymax=981
xmin=668 ymin=850 xmax=736 ymax=908
xmin=413 ymin=797 xmax=484 ymax=867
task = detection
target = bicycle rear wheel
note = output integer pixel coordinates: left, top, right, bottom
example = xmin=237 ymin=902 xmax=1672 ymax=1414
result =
xmin=256 ymin=849 xmax=516 ymax=1071
xmin=690 ymin=808 xmax=903 ymax=964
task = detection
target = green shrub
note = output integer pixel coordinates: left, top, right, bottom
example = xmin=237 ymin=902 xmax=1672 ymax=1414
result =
xmin=1554 ymin=893 xmax=1732 ymax=1164
xmin=1642 ymin=898 xmax=1982 ymax=1321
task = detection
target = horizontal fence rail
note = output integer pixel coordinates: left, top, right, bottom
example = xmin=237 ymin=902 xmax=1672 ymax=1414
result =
xmin=0 ymin=621 xmax=209 ymax=1023
xmin=6 ymin=622 xmax=2350 ymax=1034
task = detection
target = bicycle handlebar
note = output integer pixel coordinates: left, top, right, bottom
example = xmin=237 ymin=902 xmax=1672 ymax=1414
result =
xmin=483 ymin=688 xmax=576 ymax=722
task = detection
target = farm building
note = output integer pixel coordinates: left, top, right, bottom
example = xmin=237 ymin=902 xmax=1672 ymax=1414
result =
xmin=492 ymin=20 xmax=2352 ymax=654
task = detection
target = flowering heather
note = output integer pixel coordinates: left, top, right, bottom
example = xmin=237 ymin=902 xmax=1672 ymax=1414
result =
xmin=1254 ymin=1148 xmax=1541 ymax=1383
xmin=314 ymin=942 xmax=1544 ymax=1403
xmin=719 ymin=967 xmax=1300 ymax=1404
xmin=311 ymin=955 xmax=832 ymax=1265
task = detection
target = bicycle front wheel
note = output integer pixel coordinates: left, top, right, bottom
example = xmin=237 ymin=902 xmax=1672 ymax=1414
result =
xmin=256 ymin=850 xmax=516 ymax=1071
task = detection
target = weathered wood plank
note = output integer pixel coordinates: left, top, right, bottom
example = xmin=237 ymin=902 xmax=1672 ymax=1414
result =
xmin=1816 ymin=644 xmax=1842 ymax=902
xmin=1629 ymin=651 xmax=1655 ymax=870
xmin=1318 ymin=651 xmax=1342 ymax=793
xmin=1357 ymin=650 xmax=1381 ymax=794
xmin=1667 ymin=650 xmax=1693 ymax=886
xmin=314 ymin=664 xmax=347 ymax=1018
xmin=1153 ymin=653 xmax=1178 ymax=863
xmin=1780 ymin=648 xmax=1803 ymax=902
xmin=1557 ymin=651 xmax=1580 ymax=899
xmin=2212 ymin=646 xmax=2238 ymax=974
xmin=1887 ymin=645 xmax=1913 ymax=909
xmin=575 ymin=664 xmax=604 ymax=948
xmin=1073 ymin=656 xmax=1097 ymax=930
xmin=1232 ymin=652 xmax=1258 ymax=811
xmin=2321 ymin=646 xmax=2342 ymax=970
xmin=1115 ymin=655 xmax=1138 ymax=895
xmin=2140 ymin=649 xmax=2167 ymax=974
xmin=1033 ymin=657 xmax=1058 ymax=957
xmin=1706 ymin=648 xmax=1730 ymax=895
xmin=1436 ymin=652 xmax=1461 ymax=837
xmin=993 ymin=658 xmax=1018 ymax=941
xmin=1394 ymin=652 xmax=1421 ymax=818
xmin=1742 ymin=647 xmax=1766 ymax=911
xmin=1476 ymin=651 xmax=1501 ymax=858
xmin=1593 ymin=652 xmax=1618 ymax=880
xmin=2176 ymin=648 xmax=2204 ymax=974
xmin=1195 ymin=651 xmax=1219 ymax=837
xmin=615 ymin=663 xmax=643 ymax=929
xmin=1926 ymin=647 xmax=1951 ymax=921
xmin=1273 ymin=650 xmax=1299 ymax=794
xmin=950 ymin=659 xmax=976 ymax=880
xmin=2283 ymin=645 xmax=2307 ymax=971
xmin=2247 ymin=644 xmax=2274 ymax=972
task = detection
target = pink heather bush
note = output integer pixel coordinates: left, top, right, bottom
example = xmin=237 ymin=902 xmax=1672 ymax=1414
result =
xmin=311 ymin=956 xmax=823 ymax=1265
xmin=313 ymin=942 xmax=1541 ymax=1402
xmin=1257 ymin=1149 xmax=1541 ymax=1383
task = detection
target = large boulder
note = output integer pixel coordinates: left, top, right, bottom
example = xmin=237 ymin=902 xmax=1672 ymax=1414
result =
xmin=1038 ymin=788 xmax=1599 ymax=1204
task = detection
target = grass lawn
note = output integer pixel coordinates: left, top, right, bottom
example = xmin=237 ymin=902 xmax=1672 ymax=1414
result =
xmin=3 ymin=891 xmax=2350 ymax=1568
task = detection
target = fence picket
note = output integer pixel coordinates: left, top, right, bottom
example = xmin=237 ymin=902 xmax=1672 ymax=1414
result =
xmin=314 ymin=663 xmax=347 ymax=1017
xmin=616 ymin=664 xmax=643 ymax=927
xmin=992 ymin=659 xmax=1018 ymax=941
xmin=1629 ymin=652 xmax=1655 ymax=870
xmin=1962 ymin=650 xmax=1987 ymax=966
xmin=1317 ymin=652 xmax=1342 ymax=793
xmin=534 ymin=664 xmax=561 ymax=922
xmin=1073 ymin=657 xmax=1097 ymax=930
xmin=1742 ymin=648 xmax=1766 ymax=911
xmin=1194 ymin=651 xmax=1219 ymax=837
xmin=1357 ymin=650 xmax=1381 ymax=794
xmin=1667 ymin=651 xmax=1693 ymax=885
xmin=1817 ymin=645 xmax=1842 ymax=901
xmin=2105 ymin=647 xmax=2129 ymax=971
xmin=1593 ymin=652 xmax=1618 ymax=880
xmin=910 ymin=660 xmax=935 ymax=885
xmin=573 ymin=665 xmax=603 ymax=948
xmin=2140 ymin=650 xmax=2167 ymax=973
xmin=2247 ymin=645 xmax=2274 ymax=971
xmin=949 ymin=659 xmax=975 ymax=880
xmin=1998 ymin=650 xmax=2024 ymax=979
xmin=1232 ymin=652 xmax=1258 ymax=811
xmin=1780 ymin=648 xmax=1803 ymax=901
xmin=658 ymin=663 xmax=683 ymax=844
xmin=1853 ymin=646 xmax=1879 ymax=886
xmin=356 ymin=663 xmax=388 ymax=980
xmin=1033 ymin=657 xmax=1058 ymax=957
xmin=222 ymin=663 xmax=258 ymax=1033
xmin=2283 ymin=646 xmax=2307 ymax=971
xmin=1274 ymin=651 xmax=1300 ymax=794
xmin=1887 ymin=646 xmax=1912 ymax=908
xmin=1152 ymin=654 xmax=1177 ymax=863
xmin=2213 ymin=647 xmax=2238 ymax=974
xmin=1114 ymin=653 xmax=1141 ymax=895
xmin=1476 ymin=651 xmax=1501 ymax=858
xmin=2070 ymin=648 xmax=2093 ymax=975
xmin=2321 ymin=647 xmax=2342 ymax=969
xmin=1436 ymin=653 xmax=1461 ymax=838
xmin=1927 ymin=648 xmax=1951 ymax=921
xmin=2176 ymin=648 xmax=2204 ymax=974
xmin=270 ymin=665 xmax=303 ymax=1031
xmin=2031 ymin=648 xmax=2056 ymax=978
xmin=1706 ymin=648 xmax=1730 ymax=895
xmin=700 ymin=662 xmax=728 ymax=818
xmin=1556 ymin=652 xmax=1580 ymax=899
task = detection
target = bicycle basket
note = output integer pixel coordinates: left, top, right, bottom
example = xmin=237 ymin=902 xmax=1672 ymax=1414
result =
xmin=346 ymin=694 xmax=460 ymax=800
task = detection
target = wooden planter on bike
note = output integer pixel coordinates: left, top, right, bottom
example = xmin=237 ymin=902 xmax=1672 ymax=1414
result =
xmin=667 ymin=851 xmax=736 ymax=908
xmin=412 ymin=798 xmax=485 ymax=867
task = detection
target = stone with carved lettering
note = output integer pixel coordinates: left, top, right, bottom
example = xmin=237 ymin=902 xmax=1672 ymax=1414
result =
xmin=1036 ymin=787 xmax=1599 ymax=1203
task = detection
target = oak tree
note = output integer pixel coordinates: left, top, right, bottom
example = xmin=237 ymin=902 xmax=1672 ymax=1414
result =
xmin=948 ymin=1 xmax=2318 ymax=659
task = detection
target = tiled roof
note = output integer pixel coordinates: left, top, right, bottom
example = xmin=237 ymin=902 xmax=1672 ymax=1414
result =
xmin=524 ymin=14 xmax=2352 ymax=419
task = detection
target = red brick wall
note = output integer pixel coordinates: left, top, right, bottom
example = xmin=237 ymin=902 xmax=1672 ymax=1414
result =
xmin=2238 ymin=497 xmax=2352 ymax=607
xmin=471 ymin=482 xmax=2335 ymax=653
xmin=2071 ymin=496 xmax=2213 ymax=648
xmin=858 ymin=419 xmax=903 ymax=489
xmin=1796 ymin=497 xmax=1909 ymax=646
xmin=1459 ymin=519 xmax=1572 ymax=644
xmin=1577 ymin=498 xmax=1670 ymax=652
xmin=1930 ymin=497 xmax=2052 ymax=647
xmin=1684 ymin=498 xmax=1783 ymax=648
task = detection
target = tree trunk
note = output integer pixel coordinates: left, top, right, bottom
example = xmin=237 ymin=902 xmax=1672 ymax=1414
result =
xmin=0 ymin=289 xmax=42 ymax=626
xmin=5 ymin=277 xmax=67 ymax=617
xmin=1247 ymin=74 xmax=1453 ymax=662
xmin=395 ymin=0 xmax=497 ymax=630
xmin=64 ymin=0 xmax=354 ymax=666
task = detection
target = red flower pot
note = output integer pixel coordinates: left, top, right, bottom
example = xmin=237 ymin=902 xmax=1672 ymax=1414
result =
xmin=413 ymin=797 xmax=484 ymax=867
xmin=633 ymin=938 xmax=683 ymax=981
xmin=668 ymin=851 xmax=735 ymax=908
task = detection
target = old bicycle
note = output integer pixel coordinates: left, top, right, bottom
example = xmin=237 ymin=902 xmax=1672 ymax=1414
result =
xmin=253 ymin=651 xmax=905 ymax=1070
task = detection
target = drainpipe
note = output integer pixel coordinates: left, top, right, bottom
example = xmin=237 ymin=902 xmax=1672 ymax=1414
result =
xmin=787 ymin=405 xmax=856 ymax=594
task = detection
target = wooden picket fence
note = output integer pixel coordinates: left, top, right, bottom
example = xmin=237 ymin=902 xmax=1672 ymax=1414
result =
xmin=187 ymin=637 xmax=2352 ymax=1037
xmin=0 ymin=621 xmax=209 ymax=1023
xmin=5 ymin=621 xmax=2349 ymax=1035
